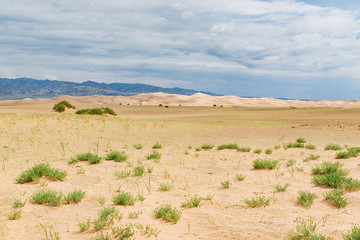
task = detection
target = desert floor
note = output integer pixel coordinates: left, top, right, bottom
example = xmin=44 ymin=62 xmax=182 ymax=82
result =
xmin=1 ymin=103 xmax=360 ymax=239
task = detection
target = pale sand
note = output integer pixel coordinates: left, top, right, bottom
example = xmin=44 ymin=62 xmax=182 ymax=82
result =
xmin=1 ymin=92 xmax=360 ymax=108
xmin=0 ymin=99 xmax=360 ymax=239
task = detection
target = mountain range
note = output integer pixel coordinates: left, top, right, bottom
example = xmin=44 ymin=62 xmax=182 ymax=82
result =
xmin=0 ymin=78 xmax=220 ymax=99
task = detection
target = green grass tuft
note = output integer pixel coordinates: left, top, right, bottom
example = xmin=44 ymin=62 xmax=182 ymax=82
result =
xmin=296 ymin=138 xmax=307 ymax=143
xmin=159 ymin=183 xmax=173 ymax=191
xmin=287 ymin=218 xmax=331 ymax=240
xmin=133 ymin=143 xmax=143 ymax=149
xmin=244 ymin=195 xmax=270 ymax=208
xmin=8 ymin=210 xmax=22 ymax=220
xmin=343 ymin=225 xmax=360 ymax=240
xmin=221 ymin=180 xmax=231 ymax=189
xmin=201 ymin=144 xmax=214 ymax=150
xmin=324 ymin=144 xmax=342 ymax=150
xmin=31 ymin=189 xmax=63 ymax=206
xmin=106 ymin=151 xmax=127 ymax=162
xmin=112 ymin=192 xmax=136 ymax=206
xmin=145 ymin=151 xmax=161 ymax=161
xmin=16 ymin=164 xmax=67 ymax=184
xmin=63 ymin=189 xmax=86 ymax=204
xmin=297 ymin=191 xmax=317 ymax=209
xmin=152 ymin=142 xmax=162 ymax=149
xmin=253 ymin=158 xmax=278 ymax=170
xmin=238 ymin=147 xmax=251 ymax=152
xmin=12 ymin=199 xmax=26 ymax=208
xmin=253 ymin=148 xmax=262 ymax=154
xmin=153 ymin=204 xmax=181 ymax=223
xmin=324 ymin=189 xmax=349 ymax=208
xmin=284 ymin=142 xmax=305 ymax=149
xmin=235 ymin=174 xmax=246 ymax=181
xmin=217 ymin=143 xmax=239 ymax=150
xmin=69 ymin=152 xmax=102 ymax=164
xmin=181 ymin=197 xmax=202 ymax=208
xmin=275 ymin=183 xmax=289 ymax=192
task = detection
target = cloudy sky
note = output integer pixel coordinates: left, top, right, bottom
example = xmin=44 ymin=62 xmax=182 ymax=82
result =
xmin=1 ymin=0 xmax=360 ymax=99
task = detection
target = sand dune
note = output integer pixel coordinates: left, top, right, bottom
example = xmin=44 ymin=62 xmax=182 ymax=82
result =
xmin=1 ymin=92 xmax=360 ymax=108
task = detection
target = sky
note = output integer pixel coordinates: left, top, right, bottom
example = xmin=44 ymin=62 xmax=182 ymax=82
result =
xmin=1 ymin=0 xmax=360 ymax=100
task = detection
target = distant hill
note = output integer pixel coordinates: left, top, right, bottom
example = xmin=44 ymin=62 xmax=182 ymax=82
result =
xmin=0 ymin=78 xmax=220 ymax=99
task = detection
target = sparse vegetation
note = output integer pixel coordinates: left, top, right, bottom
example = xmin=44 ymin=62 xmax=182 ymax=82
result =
xmin=63 ymin=189 xmax=86 ymax=204
xmin=287 ymin=218 xmax=331 ymax=240
xmin=133 ymin=166 xmax=145 ymax=176
xmin=112 ymin=192 xmax=136 ymax=206
xmin=152 ymin=142 xmax=162 ymax=149
xmin=221 ymin=180 xmax=231 ymax=189
xmin=75 ymin=107 xmax=117 ymax=116
xmin=153 ymin=204 xmax=181 ymax=223
xmin=31 ymin=189 xmax=63 ymax=206
xmin=16 ymin=164 xmax=67 ymax=184
xmin=133 ymin=143 xmax=143 ymax=149
xmin=235 ymin=174 xmax=246 ymax=181
xmin=343 ymin=225 xmax=360 ymax=240
xmin=296 ymin=138 xmax=306 ymax=144
xmin=265 ymin=148 xmax=273 ymax=154
xmin=8 ymin=210 xmax=22 ymax=220
xmin=201 ymin=143 xmax=214 ymax=150
xmin=275 ymin=183 xmax=289 ymax=192
xmin=336 ymin=150 xmax=358 ymax=159
xmin=253 ymin=158 xmax=278 ymax=170
xmin=254 ymin=148 xmax=262 ymax=154
xmin=303 ymin=153 xmax=320 ymax=162
xmin=93 ymin=206 xmax=121 ymax=231
xmin=324 ymin=144 xmax=342 ymax=150
xmin=297 ymin=191 xmax=317 ymax=209
xmin=159 ymin=183 xmax=173 ymax=191
xmin=217 ymin=143 xmax=239 ymax=150
xmin=284 ymin=142 xmax=305 ymax=149
xmin=114 ymin=169 xmax=131 ymax=179
xmin=69 ymin=152 xmax=102 ymax=164
xmin=182 ymin=197 xmax=202 ymax=208
xmin=105 ymin=151 xmax=127 ymax=162
xmin=238 ymin=147 xmax=251 ymax=152
xmin=244 ymin=195 xmax=270 ymax=208
xmin=145 ymin=151 xmax=161 ymax=161
xmin=286 ymin=159 xmax=296 ymax=167
xmin=53 ymin=100 xmax=76 ymax=113
xmin=324 ymin=189 xmax=349 ymax=208
xmin=12 ymin=199 xmax=26 ymax=208
xmin=305 ymin=144 xmax=317 ymax=150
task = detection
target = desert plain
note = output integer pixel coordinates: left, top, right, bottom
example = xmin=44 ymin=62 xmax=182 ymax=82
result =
xmin=1 ymin=94 xmax=360 ymax=240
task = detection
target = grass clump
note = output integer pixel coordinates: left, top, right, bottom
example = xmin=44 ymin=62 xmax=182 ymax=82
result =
xmin=133 ymin=166 xmax=145 ymax=176
xmin=221 ymin=180 xmax=231 ymax=189
xmin=324 ymin=189 xmax=349 ymax=208
xmin=305 ymin=144 xmax=317 ymax=150
xmin=275 ymin=183 xmax=289 ymax=192
xmin=128 ymin=210 xmax=142 ymax=219
xmin=16 ymin=164 xmax=67 ymax=184
xmin=336 ymin=151 xmax=358 ymax=159
xmin=238 ymin=147 xmax=251 ymax=152
xmin=182 ymin=197 xmax=202 ymax=208
xmin=75 ymin=107 xmax=117 ymax=116
xmin=114 ymin=169 xmax=131 ymax=179
xmin=105 ymin=151 xmax=127 ymax=162
xmin=303 ymin=154 xmax=320 ymax=162
xmin=253 ymin=158 xmax=278 ymax=170
xmin=112 ymin=192 xmax=136 ymax=206
xmin=8 ymin=210 xmax=22 ymax=220
xmin=312 ymin=161 xmax=360 ymax=191
xmin=12 ymin=199 xmax=26 ymax=208
xmin=297 ymin=191 xmax=317 ymax=209
xmin=244 ymin=195 xmax=270 ymax=208
xmin=284 ymin=142 xmax=305 ymax=149
xmin=159 ymin=183 xmax=173 ymax=191
xmin=217 ymin=143 xmax=239 ymax=150
xmin=296 ymin=138 xmax=307 ymax=143
xmin=152 ymin=142 xmax=162 ymax=149
xmin=324 ymin=144 xmax=342 ymax=150
xmin=53 ymin=100 xmax=76 ymax=113
xmin=201 ymin=144 xmax=214 ymax=150
xmin=133 ymin=143 xmax=143 ymax=149
xmin=235 ymin=174 xmax=246 ymax=181
xmin=254 ymin=148 xmax=262 ymax=154
xmin=31 ymin=189 xmax=63 ymax=206
xmin=63 ymin=189 xmax=86 ymax=204
xmin=93 ymin=206 xmax=121 ymax=231
xmin=145 ymin=151 xmax=161 ymax=161
xmin=69 ymin=152 xmax=102 ymax=164
xmin=286 ymin=159 xmax=296 ymax=167
xmin=287 ymin=218 xmax=331 ymax=240
xmin=265 ymin=148 xmax=273 ymax=154
xmin=78 ymin=219 xmax=91 ymax=232
xmin=153 ymin=204 xmax=181 ymax=223
xmin=343 ymin=225 xmax=360 ymax=240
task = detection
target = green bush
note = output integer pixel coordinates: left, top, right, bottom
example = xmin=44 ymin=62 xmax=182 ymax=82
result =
xmin=253 ymin=159 xmax=278 ymax=170
xmin=244 ymin=195 xmax=270 ymax=208
xmin=217 ymin=143 xmax=239 ymax=150
xmin=31 ymin=189 xmax=63 ymax=206
xmin=181 ymin=197 xmax=202 ymax=208
xmin=343 ymin=225 xmax=360 ymax=240
xmin=106 ymin=151 xmax=127 ymax=162
xmin=69 ymin=152 xmax=102 ymax=164
xmin=324 ymin=144 xmax=342 ymax=150
xmin=16 ymin=164 xmax=67 ymax=184
xmin=63 ymin=189 xmax=86 ymax=204
xmin=75 ymin=107 xmax=117 ymax=116
xmin=153 ymin=204 xmax=181 ymax=223
xmin=53 ymin=100 xmax=75 ymax=113
xmin=112 ymin=192 xmax=136 ymax=206
xmin=297 ymin=191 xmax=317 ymax=209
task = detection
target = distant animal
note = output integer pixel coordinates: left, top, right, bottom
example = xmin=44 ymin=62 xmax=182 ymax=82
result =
xmin=127 ymin=103 xmax=130 ymax=105
xmin=159 ymin=104 xmax=163 ymax=107
xmin=179 ymin=104 xmax=181 ymax=107
xmin=165 ymin=106 xmax=169 ymax=108
xmin=119 ymin=103 xmax=122 ymax=105
xmin=220 ymin=105 xmax=224 ymax=108
xmin=212 ymin=104 xmax=217 ymax=107
xmin=139 ymin=103 xmax=142 ymax=105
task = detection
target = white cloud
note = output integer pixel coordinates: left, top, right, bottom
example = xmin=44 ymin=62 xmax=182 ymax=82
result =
xmin=0 ymin=0 xmax=360 ymax=99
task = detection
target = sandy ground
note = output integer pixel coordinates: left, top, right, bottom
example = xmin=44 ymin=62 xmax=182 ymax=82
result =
xmin=0 ymin=97 xmax=360 ymax=239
